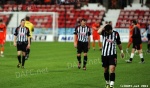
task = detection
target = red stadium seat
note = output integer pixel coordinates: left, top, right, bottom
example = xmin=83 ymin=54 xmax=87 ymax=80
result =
xmin=120 ymin=23 xmax=126 ymax=28
xmin=116 ymin=10 xmax=149 ymax=28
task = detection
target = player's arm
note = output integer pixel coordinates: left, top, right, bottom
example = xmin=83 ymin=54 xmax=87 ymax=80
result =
xmin=92 ymin=24 xmax=98 ymax=30
xmin=88 ymin=27 xmax=91 ymax=49
xmin=88 ymin=36 xmax=90 ymax=49
xmin=116 ymin=32 xmax=122 ymax=50
xmin=13 ymin=36 xmax=17 ymax=47
xmin=97 ymin=25 xmax=106 ymax=35
xmin=32 ymin=28 xmax=34 ymax=32
xmin=27 ymin=28 xmax=30 ymax=49
xmin=142 ymin=25 xmax=147 ymax=35
xmin=3 ymin=25 xmax=7 ymax=41
xmin=13 ymin=28 xmax=18 ymax=47
xmin=32 ymin=25 xmax=34 ymax=32
xmin=92 ymin=26 xmax=97 ymax=30
xmin=118 ymin=44 xmax=124 ymax=58
xmin=4 ymin=27 xmax=6 ymax=40
xmin=116 ymin=32 xmax=124 ymax=58
xmin=118 ymin=44 xmax=123 ymax=52
xmin=74 ymin=34 xmax=77 ymax=48
xmin=74 ymin=27 xmax=78 ymax=48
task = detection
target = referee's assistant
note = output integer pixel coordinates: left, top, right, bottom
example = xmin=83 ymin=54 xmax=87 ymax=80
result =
xmin=14 ymin=19 xmax=30 ymax=68
xmin=74 ymin=18 xmax=91 ymax=70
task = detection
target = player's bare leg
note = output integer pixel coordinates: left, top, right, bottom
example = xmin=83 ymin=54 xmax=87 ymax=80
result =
xmin=104 ymin=67 xmax=110 ymax=88
xmin=126 ymin=42 xmax=132 ymax=53
xmin=138 ymin=49 xmax=144 ymax=63
xmin=109 ymin=65 xmax=115 ymax=88
xmin=17 ymin=51 xmax=22 ymax=68
xmin=92 ymin=40 xmax=96 ymax=50
xmin=98 ymin=40 xmax=102 ymax=50
xmin=83 ymin=53 xmax=87 ymax=70
xmin=0 ymin=44 xmax=4 ymax=57
xmin=77 ymin=54 xmax=81 ymax=69
xmin=21 ymin=51 xmax=26 ymax=68
xmin=126 ymin=48 xmax=135 ymax=63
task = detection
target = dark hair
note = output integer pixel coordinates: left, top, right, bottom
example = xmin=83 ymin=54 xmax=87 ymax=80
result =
xmin=80 ymin=18 xmax=87 ymax=22
xmin=109 ymin=21 xmax=112 ymax=24
xmin=25 ymin=16 xmax=30 ymax=21
xmin=21 ymin=19 xmax=25 ymax=22
xmin=132 ymin=20 xmax=137 ymax=25
xmin=104 ymin=24 xmax=112 ymax=31
xmin=0 ymin=19 xmax=2 ymax=22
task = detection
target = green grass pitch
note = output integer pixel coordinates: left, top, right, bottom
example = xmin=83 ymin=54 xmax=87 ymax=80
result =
xmin=0 ymin=42 xmax=150 ymax=88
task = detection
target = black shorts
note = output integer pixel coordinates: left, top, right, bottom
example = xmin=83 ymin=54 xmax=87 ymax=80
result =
xmin=77 ymin=41 xmax=88 ymax=53
xmin=101 ymin=54 xmax=117 ymax=67
xmin=17 ymin=42 xmax=28 ymax=52
xmin=132 ymin=43 xmax=141 ymax=50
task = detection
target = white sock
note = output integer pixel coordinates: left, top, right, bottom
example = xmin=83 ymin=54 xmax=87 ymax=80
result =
xmin=110 ymin=81 xmax=114 ymax=87
xmin=106 ymin=80 xmax=109 ymax=84
xmin=1 ymin=51 xmax=3 ymax=54
xmin=130 ymin=53 xmax=134 ymax=58
xmin=139 ymin=53 xmax=143 ymax=58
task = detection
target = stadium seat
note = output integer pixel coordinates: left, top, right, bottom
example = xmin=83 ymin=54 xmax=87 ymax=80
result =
xmin=120 ymin=23 xmax=126 ymax=28
xmin=0 ymin=14 xmax=12 ymax=25
xmin=116 ymin=10 xmax=150 ymax=28
xmin=1 ymin=4 xmax=104 ymax=28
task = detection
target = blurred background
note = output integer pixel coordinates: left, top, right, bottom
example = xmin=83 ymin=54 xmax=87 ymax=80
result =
xmin=0 ymin=0 xmax=149 ymax=42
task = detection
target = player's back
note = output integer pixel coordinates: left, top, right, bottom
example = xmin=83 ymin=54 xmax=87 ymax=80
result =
xmin=92 ymin=23 xmax=99 ymax=29
xmin=132 ymin=26 xmax=142 ymax=44
xmin=0 ymin=23 xmax=6 ymax=39
xmin=129 ymin=25 xmax=133 ymax=36
xmin=136 ymin=23 xmax=140 ymax=29
xmin=92 ymin=23 xmax=100 ymax=34
xmin=25 ymin=21 xmax=34 ymax=37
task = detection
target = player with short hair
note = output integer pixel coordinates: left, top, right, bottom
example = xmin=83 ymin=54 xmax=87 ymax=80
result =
xmin=126 ymin=20 xmax=144 ymax=63
xmin=126 ymin=20 xmax=141 ymax=53
xmin=74 ymin=18 xmax=91 ymax=70
xmin=24 ymin=16 xmax=34 ymax=60
xmin=0 ymin=19 xmax=6 ymax=57
xmin=142 ymin=20 xmax=150 ymax=53
xmin=98 ymin=24 xmax=124 ymax=88
xmin=108 ymin=21 xmax=112 ymax=25
xmin=126 ymin=22 xmax=133 ymax=52
xmin=92 ymin=20 xmax=102 ymax=50
xmin=14 ymin=19 xmax=30 ymax=68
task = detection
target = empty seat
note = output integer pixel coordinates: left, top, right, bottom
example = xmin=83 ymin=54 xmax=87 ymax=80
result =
xmin=116 ymin=10 xmax=150 ymax=28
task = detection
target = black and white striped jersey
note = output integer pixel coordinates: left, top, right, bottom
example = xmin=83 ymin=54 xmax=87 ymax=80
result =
xmin=14 ymin=26 xmax=30 ymax=42
xmin=101 ymin=30 xmax=121 ymax=56
xmin=74 ymin=25 xmax=91 ymax=42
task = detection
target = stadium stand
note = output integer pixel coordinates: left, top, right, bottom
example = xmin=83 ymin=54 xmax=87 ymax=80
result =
xmin=0 ymin=0 xmax=150 ymax=29
xmin=0 ymin=14 xmax=13 ymax=26
xmin=115 ymin=3 xmax=149 ymax=28
xmin=1 ymin=4 xmax=105 ymax=28
xmin=26 ymin=5 xmax=105 ymax=28
xmin=26 ymin=14 xmax=52 ymax=28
